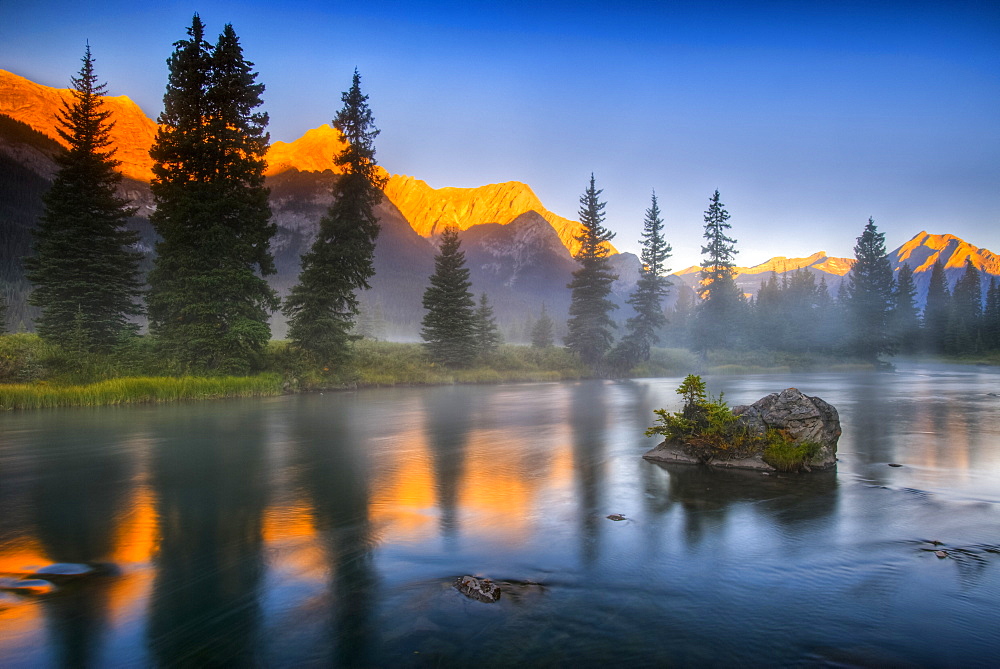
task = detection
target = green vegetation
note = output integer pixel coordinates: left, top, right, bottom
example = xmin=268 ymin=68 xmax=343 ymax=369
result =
xmin=0 ymin=374 xmax=281 ymax=410
xmin=611 ymin=190 xmax=672 ymax=371
xmin=147 ymin=16 xmax=278 ymax=373
xmin=284 ymin=68 xmax=386 ymax=365
xmin=421 ymin=226 xmax=478 ymax=367
xmin=646 ymin=374 xmax=821 ymax=472
xmin=24 ymin=45 xmax=143 ymax=352
xmin=565 ymin=174 xmax=618 ymax=366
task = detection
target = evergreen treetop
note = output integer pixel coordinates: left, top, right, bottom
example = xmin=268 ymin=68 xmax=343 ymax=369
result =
xmin=923 ymin=259 xmax=951 ymax=353
xmin=699 ymin=189 xmax=737 ymax=296
xmin=531 ymin=304 xmax=555 ymax=349
xmin=473 ymin=293 xmax=503 ymax=356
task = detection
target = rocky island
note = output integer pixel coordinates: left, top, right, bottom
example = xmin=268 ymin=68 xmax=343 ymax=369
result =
xmin=644 ymin=376 xmax=841 ymax=472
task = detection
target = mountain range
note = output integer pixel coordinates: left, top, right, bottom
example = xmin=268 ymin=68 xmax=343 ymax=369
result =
xmin=1 ymin=68 xmax=997 ymax=340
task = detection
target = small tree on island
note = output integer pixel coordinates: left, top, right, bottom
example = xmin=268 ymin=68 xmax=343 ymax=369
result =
xmin=692 ymin=190 xmax=742 ymax=354
xmin=284 ymin=68 xmax=387 ymax=366
xmin=565 ymin=174 xmax=618 ymax=367
xmin=611 ymin=190 xmax=672 ymax=369
xmin=472 ymin=293 xmax=502 ymax=357
xmin=531 ymin=304 xmax=555 ymax=349
xmin=843 ymin=217 xmax=896 ymax=363
xmin=24 ymin=45 xmax=142 ymax=352
xmin=421 ymin=226 xmax=477 ymax=367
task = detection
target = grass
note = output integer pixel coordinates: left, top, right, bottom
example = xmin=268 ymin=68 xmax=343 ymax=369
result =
xmin=0 ymin=374 xmax=283 ymax=410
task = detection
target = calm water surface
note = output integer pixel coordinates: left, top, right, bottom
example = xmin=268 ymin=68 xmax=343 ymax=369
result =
xmin=1 ymin=363 xmax=999 ymax=667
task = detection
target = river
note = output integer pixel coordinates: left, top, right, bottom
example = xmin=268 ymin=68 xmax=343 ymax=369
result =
xmin=1 ymin=363 xmax=999 ymax=667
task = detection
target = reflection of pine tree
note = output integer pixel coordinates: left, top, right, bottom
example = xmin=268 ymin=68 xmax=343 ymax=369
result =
xmin=25 ymin=46 xmax=142 ymax=352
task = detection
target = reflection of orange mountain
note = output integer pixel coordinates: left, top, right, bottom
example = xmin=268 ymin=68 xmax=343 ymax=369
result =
xmin=0 ymin=69 xmax=602 ymax=257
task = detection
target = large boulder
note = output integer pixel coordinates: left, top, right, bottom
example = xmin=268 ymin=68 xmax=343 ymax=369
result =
xmin=732 ymin=388 xmax=840 ymax=469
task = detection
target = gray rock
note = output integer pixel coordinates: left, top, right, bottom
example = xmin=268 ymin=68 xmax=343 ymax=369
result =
xmin=731 ymin=387 xmax=840 ymax=469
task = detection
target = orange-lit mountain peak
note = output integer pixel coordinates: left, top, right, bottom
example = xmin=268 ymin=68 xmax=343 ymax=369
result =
xmin=0 ymin=68 xmax=157 ymax=182
xmin=897 ymin=231 xmax=1000 ymax=274
xmin=265 ymin=123 xmax=348 ymax=176
xmin=382 ymin=175 xmax=618 ymax=256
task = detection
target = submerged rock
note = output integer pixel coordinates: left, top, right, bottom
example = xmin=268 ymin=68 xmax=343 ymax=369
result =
xmin=454 ymin=575 xmax=501 ymax=603
xmin=606 ymin=513 xmax=627 ymax=521
xmin=644 ymin=387 xmax=841 ymax=472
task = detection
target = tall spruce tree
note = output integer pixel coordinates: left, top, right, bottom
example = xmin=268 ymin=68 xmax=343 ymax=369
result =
xmin=284 ymin=69 xmax=386 ymax=365
xmin=890 ymin=263 xmax=921 ymax=354
xmin=24 ymin=45 xmax=142 ymax=352
xmin=693 ymin=190 xmax=742 ymax=353
xmin=843 ymin=218 xmax=897 ymax=363
xmin=922 ymin=260 xmax=950 ymax=353
xmin=565 ymin=174 xmax=618 ymax=366
xmin=0 ymin=289 xmax=8 ymax=334
xmin=613 ymin=191 xmax=672 ymax=367
xmin=147 ymin=16 xmax=277 ymax=373
xmin=531 ymin=304 xmax=555 ymax=349
xmin=421 ymin=226 xmax=477 ymax=366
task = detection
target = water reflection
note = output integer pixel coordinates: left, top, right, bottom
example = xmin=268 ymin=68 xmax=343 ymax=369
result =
xmin=147 ymin=406 xmax=267 ymax=667
xmin=570 ymin=382 xmax=608 ymax=568
xmin=28 ymin=412 xmax=132 ymax=669
xmin=423 ymin=387 xmax=472 ymax=543
xmin=293 ymin=397 xmax=377 ymax=668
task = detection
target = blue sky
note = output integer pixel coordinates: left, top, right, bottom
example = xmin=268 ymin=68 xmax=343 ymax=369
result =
xmin=2 ymin=0 xmax=998 ymax=267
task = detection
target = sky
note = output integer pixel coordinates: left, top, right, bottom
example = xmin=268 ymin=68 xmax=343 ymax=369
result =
xmin=2 ymin=0 xmax=998 ymax=268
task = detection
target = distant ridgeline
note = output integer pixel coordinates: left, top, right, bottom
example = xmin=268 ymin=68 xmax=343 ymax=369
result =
xmin=1 ymin=68 xmax=997 ymax=341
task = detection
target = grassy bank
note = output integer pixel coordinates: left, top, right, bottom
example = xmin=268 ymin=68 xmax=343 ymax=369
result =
xmin=0 ymin=374 xmax=283 ymax=410
xmin=1 ymin=332 xmax=918 ymax=411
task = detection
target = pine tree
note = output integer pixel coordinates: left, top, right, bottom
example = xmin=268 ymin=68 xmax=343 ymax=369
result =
xmin=24 ymin=45 xmax=142 ymax=352
xmin=890 ymin=263 xmax=921 ymax=354
xmin=0 ymin=292 xmax=7 ymax=334
xmin=922 ymin=260 xmax=950 ymax=354
xmin=984 ymin=277 xmax=1000 ymax=350
xmin=472 ymin=293 xmax=502 ymax=357
xmin=693 ymin=190 xmax=742 ymax=353
xmin=421 ymin=226 xmax=477 ymax=366
xmin=843 ymin=218 xmax=897 ymax=363
xmin=147 ymin=16 xmax=277 ymax=373
xmin=565 ymin=174 xmax=618 ymax=366
xmin=950 ymin=259 xmax=983 ymax=354
xmin=530 ymin=304 xmax=555 ymax=349
xmin=614 ymin=191 xmax=672 ymax=366
xmin=283 ymin=69 xmax=386 ymax=366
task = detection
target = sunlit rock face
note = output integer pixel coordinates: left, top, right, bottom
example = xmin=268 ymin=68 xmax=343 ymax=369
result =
xmin=0 ymin=69 xmax=158 ymax=182
xmin=383 ymin=175 xmax=617 ymax=257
